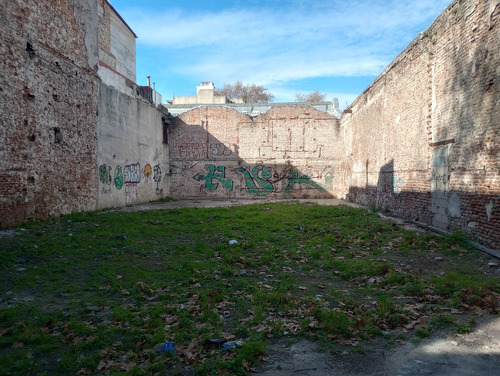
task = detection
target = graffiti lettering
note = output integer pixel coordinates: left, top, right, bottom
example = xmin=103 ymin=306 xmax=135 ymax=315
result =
xmin=193 ymin=164 xmax=233 ymax=191
xmin=324 ymin=171 xmax=334 ymax=191
xmin=210 ymin=142 xmax=232 ymax=156
xmin=99 ymin=164 xmax=112 ymax=185
xmin=144 ymin=164 xmax=152 ymax=178
xmin=235 ymin=165 xmax=276 ymax=196
xmin=284 ymin=169 xmax=326 ymax=193
xmin=125 ymin=184 xmax=138 ymax=203
xmin=392 ymin=176 xmax=403 ymax=195
xmin=179 ymin=142 xmax=204 ymax=161
xmin=431 ymin=173 xmax=448 ymax=184
xmin=114 ymin=166 xmax=123 ymax=190
xmin=153 ymin=164 xmax=162 ymax=192
xmin=124 ymin=163 xmax=141 ymax=184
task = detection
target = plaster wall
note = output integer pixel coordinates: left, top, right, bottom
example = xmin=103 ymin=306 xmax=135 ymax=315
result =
xmin=97 ymin=84 xmax=169 ymax=209
xmin=98 ymin=0 xmax=136 ymax=85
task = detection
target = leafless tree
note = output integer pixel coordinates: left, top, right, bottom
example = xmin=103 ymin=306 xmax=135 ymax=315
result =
xmin=214 ymin=81 xmax=275 ymax=103
xmin=295 ymin=91 xmax=327 ymax=102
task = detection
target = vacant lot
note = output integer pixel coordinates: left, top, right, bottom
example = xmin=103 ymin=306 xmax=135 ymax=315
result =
xmin=0 ymin=201 xmax=498 ymax=375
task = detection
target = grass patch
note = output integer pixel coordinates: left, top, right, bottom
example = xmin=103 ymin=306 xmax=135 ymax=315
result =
xmin=0 ymin=202 xmax=498 ymax=375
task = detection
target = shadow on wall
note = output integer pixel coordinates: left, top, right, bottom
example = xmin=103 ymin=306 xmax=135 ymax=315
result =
xmin=168 ymin=119 xmax=335 ymax=200
xmin=347 ymin=159 xmax=500 ymax=250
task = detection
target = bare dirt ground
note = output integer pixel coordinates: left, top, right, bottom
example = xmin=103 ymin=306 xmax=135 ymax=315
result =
xmin=121 ymin=198 xmax=500 ymax=375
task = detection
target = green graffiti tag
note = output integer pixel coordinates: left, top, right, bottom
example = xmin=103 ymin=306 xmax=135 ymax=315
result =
xmin=114 ymin=166 xmax=124 ymax=190
xmin=235 ymin=165 xmax=275 ymax=196
xmin=193 ymin=164 xmax=233 ymax=191
xmin=284 ymin=169 xmax=326 ymax=194
xmin=99 ymin=164 xmax=112 ymax=185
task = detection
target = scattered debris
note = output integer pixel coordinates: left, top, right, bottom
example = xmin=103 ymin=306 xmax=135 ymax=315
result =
xmin=221 ymin=340 xmax=243 ymax=352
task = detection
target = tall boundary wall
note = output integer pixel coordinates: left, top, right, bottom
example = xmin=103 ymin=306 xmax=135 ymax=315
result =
xmin=1 ymin=0 xmax=499 ymax=250
xmin=0 ymin=0 xmax=170 ymax=227
xmin=340 ymin=0 xmax=500 ymax=249
xmin=0 ymin=0 xmax=100 ymax=227
xmin=169 ymin=106 xmax=343 ymax=199
xmin=97 ymin=84 xmax=170 ymax=208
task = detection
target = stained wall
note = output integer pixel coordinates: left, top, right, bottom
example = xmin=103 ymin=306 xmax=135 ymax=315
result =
xmin=169 ymin=106 xmax=342 ymax=199
xmin=340 ymin=0 xmax=500 ymax=249
xmin=0 ymin=0 xmax=99 ymax=227
xmin=97 ymin=85 xmax=169 ymax=208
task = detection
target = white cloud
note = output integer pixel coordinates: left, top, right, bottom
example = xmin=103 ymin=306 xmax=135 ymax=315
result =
xmin=120 ymin=0 xmax=450 ymax=101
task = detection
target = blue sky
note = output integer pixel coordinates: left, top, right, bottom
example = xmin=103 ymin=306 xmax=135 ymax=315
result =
xmin=109 ymin=0 xmax=451 ymax=108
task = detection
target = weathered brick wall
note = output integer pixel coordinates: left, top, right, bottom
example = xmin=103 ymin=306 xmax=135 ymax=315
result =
xmin=169 ymin=106 xmax=342 ymax=199
xmin=0 ymin=0 xmax=99 ymax=227
xmin=340 ymin=0 xmax=500 ymax=249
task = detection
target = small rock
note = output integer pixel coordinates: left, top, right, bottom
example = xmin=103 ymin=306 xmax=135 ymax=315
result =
xmin=17 ymin=258 xmax=27 ymax=264
xmin=439 ymin=271 xmax=446 ymax=276
xmin=435 ymin=257 xmax=444 ymax=261
xmin=87 ymin=306 xmax=99 ymax=312
xmin=488 ymin=262 xmax=499 ymax=267
xmin=164 ymin=324 xmax=171 ymax=331
xmin=17 ymin=268 xmax=26 ymax=272
xmin=228 ymin=239 xmax=238 ymax=245
xmin=342 ymin=351 xmax=349 ymax=356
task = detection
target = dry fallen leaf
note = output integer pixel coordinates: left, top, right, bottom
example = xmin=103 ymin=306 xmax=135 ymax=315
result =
xmin=12 ymin=342 xmax=24 ymax=349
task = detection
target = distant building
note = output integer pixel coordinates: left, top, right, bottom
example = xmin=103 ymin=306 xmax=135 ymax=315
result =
xmin=171 ymin=82 xmax=239 ymax=105
xmin=168 ymin=82 xmax=341 ymax=118
xmin=98 ymin=0 xmax=161 ymax=104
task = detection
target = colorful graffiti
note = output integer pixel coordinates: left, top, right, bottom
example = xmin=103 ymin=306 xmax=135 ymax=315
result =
xmin=99 ymin=164 xmax=112 ymax=185
xmin=144 ymin=164 xmax=152 ymax=178
xmin=124 ymin=163 xmax=141 ymax=184
xmin=284 ymin=169 xmax=326 ymax=194
xmin=153 ymin=164 xmax=162 ymax=191
xmin=193 ymin=164 xmax=233 ymax=191
xmin=235 ymin=165 xmax=327 ymax=196
xmin=114 ymin=166 xmax=123 ymax=190
xmin=235 ymin=165 xmax=276 ymax=196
